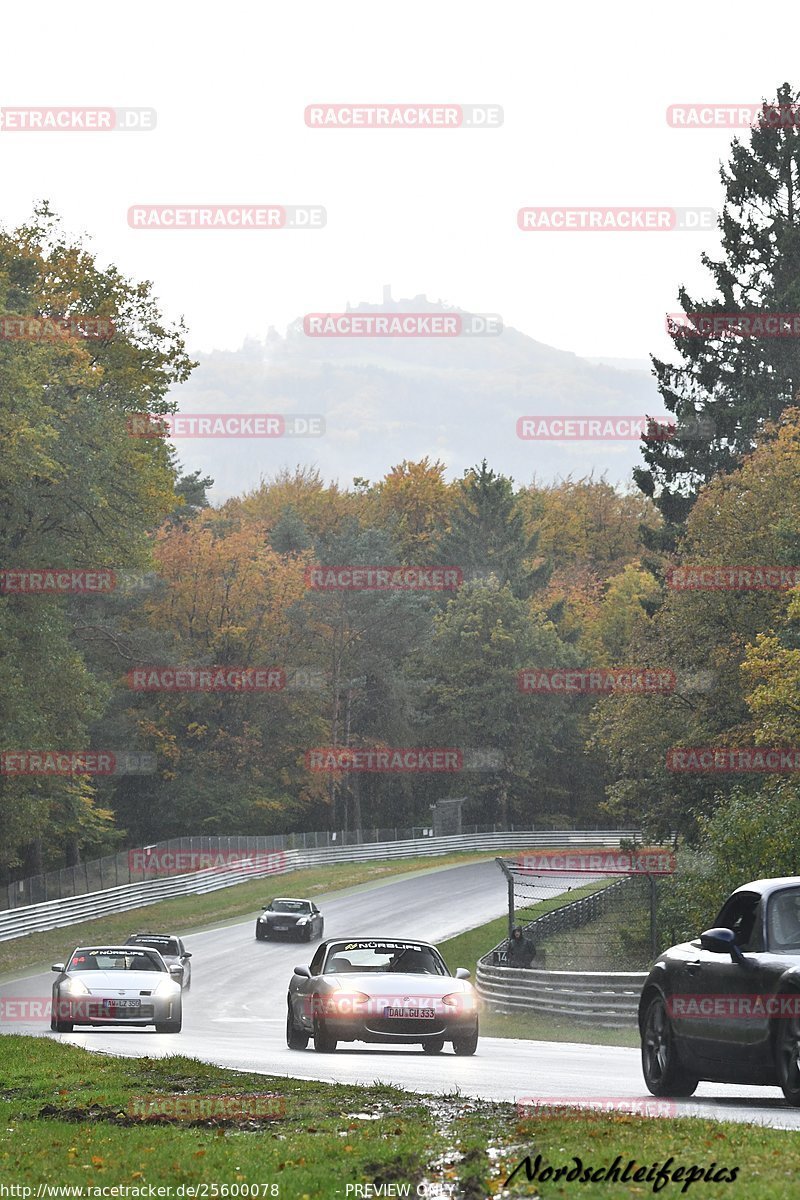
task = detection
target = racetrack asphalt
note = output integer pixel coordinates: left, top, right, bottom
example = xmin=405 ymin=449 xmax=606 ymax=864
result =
xmin=1 ymin=857 xmax=798 ymax=1129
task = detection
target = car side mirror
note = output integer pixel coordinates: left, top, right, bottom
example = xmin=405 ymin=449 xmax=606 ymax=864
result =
xmin=700 ymin=927 xmax=748 ymax=964
xmin=183 ymin=952 xmax=192 ymax=959
xmin=293 ymin=965 xmax=311 ymax=978
xmin=455 ymin=967 xmax=471 ymax=980
xmin=51 ymin=963 xmax=65 ymax=973
xmin=169 ymin=963 xmax=183 ymax=974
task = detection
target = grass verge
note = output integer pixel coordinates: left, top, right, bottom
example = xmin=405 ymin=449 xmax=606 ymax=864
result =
xmin=439 ymin=881 xmax=640 ymax=1048
xmin=0 ymin=1035 xmax=797 ymax=1198
xmin=0 ymin=852 xmax=493 ymax=980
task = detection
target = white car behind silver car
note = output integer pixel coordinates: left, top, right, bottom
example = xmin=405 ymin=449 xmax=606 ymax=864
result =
xmin=50 ymin=945 xmax=183 ymax=1033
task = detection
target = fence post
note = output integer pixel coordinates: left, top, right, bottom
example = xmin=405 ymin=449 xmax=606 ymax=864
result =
xmin=494 ymin=857 xmax=515 ymax=941
xmin=647 ymin=874 xmax=658 ymax=961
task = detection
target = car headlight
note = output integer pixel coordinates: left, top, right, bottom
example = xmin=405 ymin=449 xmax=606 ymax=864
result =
xmin=296 ymin=917 xmax=309 ymax=925
xmin=257 ymin=916 xmax=267 ymax=923
xmin=64 ymin=978 xmax=89 ymax=996
xmin=152 ymin=977 xmax=180 ymax=994
xmin=319 ymin=990 xmax=370 ymax=1016
xmin=442 ymin=991 xmax=477 ymax=1013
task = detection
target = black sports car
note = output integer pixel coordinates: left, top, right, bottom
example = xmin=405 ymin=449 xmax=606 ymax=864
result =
xmin=640 ymin=876 xmax=800 ymax=1104
xmin=286 ymin=937 xmax=479 ymax=1054
xmin=256 ymin=897 xmax=324 ymax=941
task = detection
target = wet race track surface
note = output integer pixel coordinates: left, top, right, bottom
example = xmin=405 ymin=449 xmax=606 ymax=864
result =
xmin=2 ymin=859 xmax=799 ymax=1129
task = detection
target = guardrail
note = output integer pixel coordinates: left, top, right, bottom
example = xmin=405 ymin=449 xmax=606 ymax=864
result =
xmin=476 ymin=961 xmax=647 ymax=1027
xmin=0 ymin=829 xmax=638 ymax=943
xmin=2 ymin=826 xmax=643 ymax=910
xmin=477 ymin=874 xmax=646 ymax=1025
xmin=486 ymin=876 xmax=635 ymax=964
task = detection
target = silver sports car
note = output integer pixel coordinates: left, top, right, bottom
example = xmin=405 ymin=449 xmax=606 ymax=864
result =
xmin=50 ymin=945 xmax=183 ymax=1033
xmin=286 ymin=937 xmax=479 ymax=1055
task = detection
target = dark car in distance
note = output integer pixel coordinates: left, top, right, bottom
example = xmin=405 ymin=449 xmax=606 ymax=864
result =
xmin=125 ymin=932 xmax=192 ymax=989
xmin=640 ymin=877 xmax=800 ymax=1104
xmin=256 ymin=897 xmax=324 ymax=942
xmin=286 ymin=937 xmax=479 ymax=1055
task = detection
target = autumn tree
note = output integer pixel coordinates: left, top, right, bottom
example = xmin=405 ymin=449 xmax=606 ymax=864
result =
xmin=636 ymin=82 xmax=800 ymax=541
xmin=0 ymin=204 xmax=193 ymax=875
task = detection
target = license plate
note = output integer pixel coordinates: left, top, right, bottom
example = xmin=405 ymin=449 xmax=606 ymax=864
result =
xmin=274 ymin=925 xmax=288 ymax=931
xmin=103 ymin=998 xmax=140 ymax=1009
xmin=384 ymin=1007 xmax=435 ymax=1019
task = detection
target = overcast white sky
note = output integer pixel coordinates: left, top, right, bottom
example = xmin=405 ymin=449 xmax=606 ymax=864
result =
xmin=1 ymin=2 xmax=798 ymax=360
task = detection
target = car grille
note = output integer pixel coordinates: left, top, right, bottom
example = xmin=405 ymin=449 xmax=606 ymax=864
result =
xmin=366 ymin=1017 xmax=444 ymax=1036
xmin=83 ymin=1004 xmax=155 ymax=1021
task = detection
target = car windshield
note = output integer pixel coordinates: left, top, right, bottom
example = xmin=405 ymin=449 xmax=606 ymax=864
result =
xmin=68 ymin=949 xmax=166 ymax=972
xmin=768 ymin=889 xmax=800 ymax=950
xmin=130 ymin=937 xmax=180 ymax=956
xmin=323 ymin=940 xmax=447 ymax=975
xmin=271 ymin=900 xmax=311 ymax=913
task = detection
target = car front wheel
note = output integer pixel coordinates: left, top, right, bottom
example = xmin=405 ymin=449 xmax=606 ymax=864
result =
xmin=286 ymin=1004 xmax=309 ymax=1050
xmin=51 ymin=1006 xmax=73 ymax=1034
xmin=313 ymin=1016 xmax=338 ymax=1053
xmin=452 ymin=1023 xmax=479 ymax=1056
xmin=641 ymin=996 xmax=698 ymax=1097
xmin=155 ymin=1016 xmax=182 ymax=1033
xmin=775 ymin=1002 xmax=800 ymax=1105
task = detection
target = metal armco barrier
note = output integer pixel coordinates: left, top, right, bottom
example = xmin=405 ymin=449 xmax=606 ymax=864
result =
xmin=478 ymin=874 xmax=646 ymax=1026
xmin=0 ymin=829 xmax=638 ymax=942
xmin=476 ymin=961 xmax=647 ymax=1027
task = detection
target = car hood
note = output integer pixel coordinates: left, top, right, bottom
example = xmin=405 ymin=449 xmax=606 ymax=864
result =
xmin=324 ymin=972 xmax=472 ymax=998
xmin=265 ymin=912 xmax=306 ymax=922
xmin=62 ymin=970 xmax=177 ymax=993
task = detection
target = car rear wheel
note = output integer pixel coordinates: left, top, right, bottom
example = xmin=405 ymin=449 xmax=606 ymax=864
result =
xmin=452 ymin=1024 xmax=479 ymax=1056
xmin=313 ymin=1016 xmax=338 ymax=1053
xmin=641 ymin=996 xmax=698 ymax=1097
xmin=286 ymin=1004 xmax=309 ymax=1050
xmin=422 ymin=1036 xmax=445 ymax=1054
xmin=776 ymin=1005 xmax=800 ymax=1105
xmin=155 ymin=1016 xmax=182 ymax=1033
